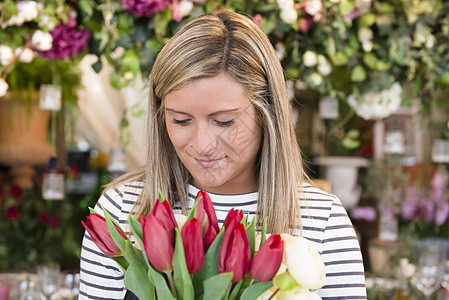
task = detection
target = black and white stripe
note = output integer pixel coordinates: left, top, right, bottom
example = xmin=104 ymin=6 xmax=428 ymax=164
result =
xmin=79 ymin=182 xmax=367 ymax=299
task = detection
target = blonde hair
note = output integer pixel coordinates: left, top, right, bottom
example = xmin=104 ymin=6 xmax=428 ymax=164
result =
xmin=106 ymin=10 xmax=306 ymax=234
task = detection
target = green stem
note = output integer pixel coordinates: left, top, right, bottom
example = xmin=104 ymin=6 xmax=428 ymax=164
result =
xmin=166 ymin=271 xmax=177 ymax=299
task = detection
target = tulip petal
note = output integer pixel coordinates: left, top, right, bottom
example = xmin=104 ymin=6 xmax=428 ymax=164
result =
xmin=219 ymin=223 xmax=250 ymax=282
xmin=142 ymin=214 xmax=174 ymax=272
xmin=250 ymin=235 xmax=284 ymax=282
xmin=181 ymin=218 xmax=204 ymax=274
xmin=82 ymin=214 xmax=123 ymax=257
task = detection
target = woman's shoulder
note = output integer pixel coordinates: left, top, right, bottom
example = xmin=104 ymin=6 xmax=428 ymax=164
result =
xmin=300 ymin=181 xmax=340 ymax=208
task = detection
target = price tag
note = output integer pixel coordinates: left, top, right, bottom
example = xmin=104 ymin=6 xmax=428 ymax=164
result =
xmin=42 ymin=172 xmax=65 ymax=200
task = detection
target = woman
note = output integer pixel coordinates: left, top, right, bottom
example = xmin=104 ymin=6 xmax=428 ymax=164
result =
xmin=79 ymin=10 xmax=367 ymax=299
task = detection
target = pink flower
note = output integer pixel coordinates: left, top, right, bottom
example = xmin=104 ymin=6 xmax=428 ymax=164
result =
xmin=170 ymin=1 xmax=183 ymax=22
xmin=10 ymin=185 xmax=23 ymax=198
xmin=120 ymin=0 xmax=173 ymax=18
xmin=37 ymin=15 xmax=89 ymax=60
xmin=252 ymin=14 xmax=262 ymax=28
xmin=7 ymin=207 xmax=18 ymax=219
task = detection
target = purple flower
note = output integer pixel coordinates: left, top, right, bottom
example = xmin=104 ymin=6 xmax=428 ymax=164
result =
xmin=420 ymin=196 xmax=434 ymax=223
xmin=431 ymin=169 xmax=448 ymax=205
xmin=37 ymin=15 xmax=89 ymax=60
xmin=401 ymin=187 xmax=420 ymax=220
xmin=120 ymin=0 xmax=173 ymax=18
xmin=350 ymin=206 xmax=377 ymax=222
xmin=435 ymin=200 xmax=449 ymax=226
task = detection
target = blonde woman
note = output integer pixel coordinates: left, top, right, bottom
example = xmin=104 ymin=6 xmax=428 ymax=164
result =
xmin=79 ymin=10 xmax=366 ymax=299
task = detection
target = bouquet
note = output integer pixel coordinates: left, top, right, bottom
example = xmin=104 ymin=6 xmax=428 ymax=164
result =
xmin=82 ymin=190 xmax=326 ymax=299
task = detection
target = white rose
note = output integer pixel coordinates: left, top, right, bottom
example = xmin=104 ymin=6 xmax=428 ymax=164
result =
xmin=174 ymin=214 xmax=188 ymax=230
xmin=0 ymin=45 xmax=15 ymax=66
xmin=278 ymin=286 xmax=322 ymax=300
xmin=0 ymin=78 xmax=9 ymax=97
xmin=358 ymin=27 xmax=373 ymax=42
xmin=179 ymin=0 xmax=194 ymax=16
xmin=15 ymin=47 xmax=35 ymax=63
xmin=280 ymin=8 xmax=298 ymax=24
xmin=310 ymin=72 xmax=323 ymax=86
xmin=362 ymin=41 xmax=373 ymax=52
xmin=317 ymin=55 xmax=331 ymax=75
xmin=303 ymin=51 xmax=318 ymax=67
xmin=17 ymin=1 xmax=39 ymax=22
xmin=304 ymin=0 xmax=323 ymax=16
xmin=31 ymin=30 xmax=53 ymax=51
xmin=277 ymin=0 xmax=293 ymax=11
xmin=281 ymin=234 xmax=326 ymax=290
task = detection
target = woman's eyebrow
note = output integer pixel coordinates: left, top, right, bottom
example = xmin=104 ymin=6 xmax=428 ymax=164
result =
xmin=165 ymin=107 xmax=240 ymax=116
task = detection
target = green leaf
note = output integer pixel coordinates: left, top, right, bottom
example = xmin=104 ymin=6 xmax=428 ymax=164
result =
xmin=123 ymin=242 xmax=155 ymax=300
xmin=192 ymin=229 xmax=225 ymax=295
xmin=350 ymin=65 xmax=367 ymax=82
xmin=173 ymin=229 xmax=194 ymax=300
xmin=363 ymin=52 xmax=378 ymax=69
xmin=260 ymin=217 xmax=268 ymax=247
xmin=239 ymin=281 xmax=273 ymax=300
xmin=339 ymin=1 xmax=354 ymax=16
xmin=148 ymin=267 xmax=176 ymax=300
xmin=358 ymin=13 xmax=376 ymax=27
xmin=228 ymin=280 xmax=243 ymax=300
xmin=245 ymin=216 xmax=256 ymax=258
xmin=78 ymin=0 xmax=94 ymax=16
xmin=186 ymin=194 xmax=202 ymax=221
xmin=158 ymin=188 xmax=165 ymax=202
xmin=202 ymin=273 xmax=233 ymax=300
xmin=331 ymin=52 xmax=348 ymax=66
xmin=102 ymin=206 xmax=127 ymax=252
xmin=88 ymin=207 xmax=100 ymax=215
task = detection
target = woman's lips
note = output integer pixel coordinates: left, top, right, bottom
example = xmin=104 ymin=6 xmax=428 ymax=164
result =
xmin=195 ymin=158 xmax=224 ymax=168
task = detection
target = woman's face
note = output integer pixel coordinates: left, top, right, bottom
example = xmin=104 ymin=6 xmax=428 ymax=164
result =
xmin=164 ymin=73 xmax=262 ymax=195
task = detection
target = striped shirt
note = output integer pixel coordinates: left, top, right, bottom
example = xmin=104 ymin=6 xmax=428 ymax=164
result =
xmin=79 ymin=182 xmax=367 ymax=300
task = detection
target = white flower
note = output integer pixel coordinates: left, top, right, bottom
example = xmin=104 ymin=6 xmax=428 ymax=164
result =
xmin=39 ymin=14 xmax=56 ymax=31
xmin=278 ymin=286 xmax=322 ymax=300
xmin=179 ymin=0 xmax=194 ymax=16
xmin=281 ymin=234 xmax=326 ymax=290
xmin=280 ymin=7 xmax=298 ymax=24
xmin=17 ymin=1 xmax=39 ymax=22
xmin=174 ymin=214 xmax=188 ymax=230
xmin=276 ymin=43 xmax=286 ymax=61
xmin=31 ymin=30 xmax=54 ymax=51
xmin=0 ymin=78 xmax=9 ymax=97
xmin=358 ymin=27 xmax=373 ymax=42
xmin=303 ymin=51 xmax=318 ymax=67
xmin=317 ymin=55 xmax=331 ymax=75
xmin=348 ymin=82 xmax=402 ymax=120
xmin=304 ymin=0 xmax=323 ymax=16
xmin=0 ymin=45 xmax=15 ymax=66
xmin=111 ymin=47 xmax=125 ymax=60
xmin=277 ymin=0 xmax=294 ymax=11
xmin=310 ymin=72 xmax=323 ymax=86
xmin=15 ymin=47 xmax=35 ymax=63
xmin=362 ymin=41 xmax=373 ymax=52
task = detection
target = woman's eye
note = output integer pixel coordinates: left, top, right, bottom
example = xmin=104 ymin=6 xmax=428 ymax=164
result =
xmin=215 ymin=119 xmax=235 ymax=127
xmin=172 ymin=119 xmax=191 ymax=126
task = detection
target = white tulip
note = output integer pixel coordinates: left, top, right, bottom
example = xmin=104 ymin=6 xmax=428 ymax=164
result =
xmin=31 ymin=30 xmax=53 ymax=51
xmin=0 ymin=78 xmax=9 ymax=97
xmin=278 ymin=286 xmax=322 ymax=300
xmin=174 ymin=214 xmax=188 ymax=230
xmin=281 ymin=234 xmax=326 ymax=290
xmin=0 ymin=45 xmax=15 ymax=66
xmin=15 ymin=47 xmax=35 ymax=63
xmin=303 ymin=51 xmax=318 ymax=67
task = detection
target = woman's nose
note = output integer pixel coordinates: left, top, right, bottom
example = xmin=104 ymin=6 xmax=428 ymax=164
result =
xmin=191 ymin=123 xmax=217 ymax=157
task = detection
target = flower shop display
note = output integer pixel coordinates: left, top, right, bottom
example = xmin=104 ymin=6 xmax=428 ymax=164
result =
xmin=0 ymin=0 xmax=88 ymax=100
xmin=82 ymin=190 xmax=326 ymax=300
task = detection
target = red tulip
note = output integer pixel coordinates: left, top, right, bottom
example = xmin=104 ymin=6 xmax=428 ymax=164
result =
xmin=141 ymin=214 xmax=174 ymax=272
xmin=181 ymin=218 xmax=204 ymax=274
xmin=218 ymin=223 xmax=251 ymax=282
xmin=222 ymin=208 xmax=244 ymax=230
xmin=81 ymin=213 xmax=127 ymax=257
xmin=195 ymin=191 xmax=219 ymax=232
xmin=250 ymin=235 xmax=284 ymax=282
xmin=151 ymin=198 xmax=178 ymax=243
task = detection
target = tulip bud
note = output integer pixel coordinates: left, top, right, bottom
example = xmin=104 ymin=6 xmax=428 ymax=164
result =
xmin=141 ymin=214 xmax=174 ymax=272
xmin=250 ymin=235 xmax=284 ymax=282
xmin=219 ymin=223 xmax=250 ymax=282
xmin=151 ymin=198 xmax=177 ymax=243
xmin=223 ymin=208 xmax=243 ymax=230
xmin=195 ymin=190 xmax=219 ymax=234
xmin=181 ymin=218 xmax=204 ymax=274
xmin=282 ymin=234 xmax=325 ymax=290
xmin=81 ymin=213 xmax=127 ymax=257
